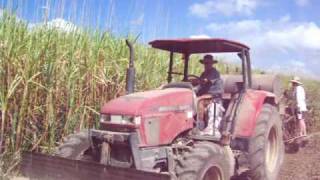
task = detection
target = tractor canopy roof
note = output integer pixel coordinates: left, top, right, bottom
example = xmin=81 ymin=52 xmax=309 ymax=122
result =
xmin=149 ymin=38 xmax=249 ymax=54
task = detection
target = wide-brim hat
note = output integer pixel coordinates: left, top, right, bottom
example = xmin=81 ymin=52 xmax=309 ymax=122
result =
xmin=290 ymin=76 xmax=303 ymax=85
xmin=199 ymin=54 xmax=218 ymax=64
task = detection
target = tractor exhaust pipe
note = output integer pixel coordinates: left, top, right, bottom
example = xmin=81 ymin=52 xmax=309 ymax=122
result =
xmin=125 ymin=39 xmax=135 ymax=94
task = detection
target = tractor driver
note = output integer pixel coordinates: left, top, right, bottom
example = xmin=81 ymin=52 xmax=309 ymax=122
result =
xmin=193 ymin=54 xmax=224 ymax=137
xmin=196 ymin=54 xmax=223 ymax=96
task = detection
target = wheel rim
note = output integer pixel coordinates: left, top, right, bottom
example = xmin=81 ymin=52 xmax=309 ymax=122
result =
xmin=266 ymin=126 xmax=278 ymax=172
xmin=203 ymin=166 xmax=223 ymax=180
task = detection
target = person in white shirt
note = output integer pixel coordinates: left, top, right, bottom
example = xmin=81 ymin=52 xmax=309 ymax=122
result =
xmin=290 ymin=76 xmax=308 ymax=136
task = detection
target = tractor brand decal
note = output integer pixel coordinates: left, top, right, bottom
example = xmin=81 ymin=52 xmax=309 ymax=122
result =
xmin=123 ymin=95 xmax=146 ymax=99
xmin=158 ymin=105 xmax=192 ymax=112
xmin=121 ymin=95 xmax=146 ymax=101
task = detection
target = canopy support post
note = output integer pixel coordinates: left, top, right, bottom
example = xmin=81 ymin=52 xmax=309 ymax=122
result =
xmin=168 ymin=52 xmax=174 ymax=83
xmin=183 ymin=54 xmax=189 ymax=81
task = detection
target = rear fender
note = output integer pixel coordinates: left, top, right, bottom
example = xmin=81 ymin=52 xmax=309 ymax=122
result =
xmin=233 ymin=89 xmax=276 ymax=138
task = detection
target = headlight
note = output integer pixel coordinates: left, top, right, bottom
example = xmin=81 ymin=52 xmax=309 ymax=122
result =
xmin=100 ymin=114 xmax=109 ymax=122
xmin=100 ymin=114 xmax=141 ymax=125
xmin=133 ymin=116 xmax=141 ymax=125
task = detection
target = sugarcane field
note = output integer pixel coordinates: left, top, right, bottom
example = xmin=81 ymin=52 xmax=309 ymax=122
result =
xmin=0 ymin=1 xmax=320 ymax=180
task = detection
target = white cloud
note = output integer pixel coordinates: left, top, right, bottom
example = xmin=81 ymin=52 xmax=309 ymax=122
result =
xmin=189 ymin=1 xmax=215 ymax=18
xmin=47 ymin=18 xmax=78 ymax=32
xmin=207 ymin=20 xmax=261 ymax=35
xmin=190 ymin=34 xmax=211 ymax=39
xmin=269 ymin=60 xmax=318 ymax=79
xmin=204 ymin=16 xmax=320 ymax=77
xmin=189 ymin=0 xmax=260 ymax=18
xmin=295 ymin=0 xmax=309 ymax=7
xmin=279 ymin=14 xmax=291 ymax=23
xmin=130 ymin=14 xmax=144 ymax=26
xmin=30 ymin=18 xmax=78 ymax=33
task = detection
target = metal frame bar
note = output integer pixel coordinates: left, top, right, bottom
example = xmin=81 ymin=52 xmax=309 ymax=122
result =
xmin=183 ymin=53 xmax=190 ymax=81
xmin=245 ymin=50 xmax=252 ymax=88
xmin=168 ymin=52 xmax=174 ymax=83
xmin=239 ymin=51 xmax=247 ymax=90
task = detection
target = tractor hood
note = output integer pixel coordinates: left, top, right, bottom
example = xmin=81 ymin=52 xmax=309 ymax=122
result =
xmin=101 ymin=88 xmax=194 ymax=116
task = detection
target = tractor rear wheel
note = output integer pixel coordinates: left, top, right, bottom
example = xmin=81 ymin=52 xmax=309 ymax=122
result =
xmin=55 ymin=130 xmax=91 ymax=160
xmin=248 ymin=104 xmax=284 ymax=180
xmin=175 ymin=141 xmax=234 ymax=180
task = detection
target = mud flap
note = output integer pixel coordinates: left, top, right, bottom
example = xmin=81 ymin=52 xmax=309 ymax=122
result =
xmin=20 ymin=152 xmax=170 ymax=180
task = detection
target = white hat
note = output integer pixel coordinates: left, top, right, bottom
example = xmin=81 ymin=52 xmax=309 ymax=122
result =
xmin=290 ymin=76 xmax=303 ymax=85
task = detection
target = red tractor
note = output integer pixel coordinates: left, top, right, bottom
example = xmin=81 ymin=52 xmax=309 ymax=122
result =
xmin=21 ymin=38 xmax=284 ymax=180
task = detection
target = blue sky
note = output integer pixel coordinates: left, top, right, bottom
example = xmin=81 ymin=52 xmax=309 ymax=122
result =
xmin=1 ymin=0 xmax=320 ymax=78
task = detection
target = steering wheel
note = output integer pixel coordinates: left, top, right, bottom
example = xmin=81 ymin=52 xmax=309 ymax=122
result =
xmin=170 ymin=72 xmax=202 ymax=85
xmin=187 ymin=74 xmax=200 ymax=80
xmin=186 ymin=74 xmax=201 ymax=86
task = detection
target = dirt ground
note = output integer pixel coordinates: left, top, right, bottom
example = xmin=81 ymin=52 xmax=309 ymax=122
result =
xmin=279 ymin=133 xmax=320 ymax=180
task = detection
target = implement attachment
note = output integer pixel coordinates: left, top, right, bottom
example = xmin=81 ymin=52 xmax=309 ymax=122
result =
xmin=20 ymin=152 xmax=170 ymax=180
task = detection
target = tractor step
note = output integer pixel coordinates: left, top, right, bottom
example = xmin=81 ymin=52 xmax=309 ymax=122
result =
xmin=20 ymin=152 xmax=170 ymax=180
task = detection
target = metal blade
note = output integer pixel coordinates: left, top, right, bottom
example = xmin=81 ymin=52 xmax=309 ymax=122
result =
xmin=20 ymin=152 xmax=170 ymax=180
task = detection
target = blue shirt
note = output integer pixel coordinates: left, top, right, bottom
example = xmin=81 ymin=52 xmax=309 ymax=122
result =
xmin=197 ymin=67 xmax=223 ymax=96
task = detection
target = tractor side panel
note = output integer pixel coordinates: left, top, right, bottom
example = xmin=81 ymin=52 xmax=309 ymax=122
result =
xmin=139 ymin=111 xmax=194 ymax=147
xmin=233 ymin=89 xmax=269 ymax=138
xmin=159 ymin=111 xmax=194 ymax=144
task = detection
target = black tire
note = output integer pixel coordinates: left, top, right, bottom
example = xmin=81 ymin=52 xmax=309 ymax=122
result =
xmin=248 ymin=104 xmax=284 ymax=180
xmin=55 ymin=130 xmax=91 ymax=160
xmin=175 ymin=141 xmax=234 ymax=180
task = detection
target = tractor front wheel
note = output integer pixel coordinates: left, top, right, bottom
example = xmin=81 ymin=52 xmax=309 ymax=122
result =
xmin=175 ymin=141 xmax=234 ymax=180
